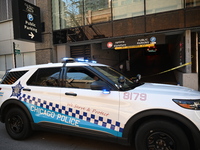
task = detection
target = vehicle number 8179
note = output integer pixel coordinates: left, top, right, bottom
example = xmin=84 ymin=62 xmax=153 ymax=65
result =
xmin=123 ymin=92 xmax=147 ymax=101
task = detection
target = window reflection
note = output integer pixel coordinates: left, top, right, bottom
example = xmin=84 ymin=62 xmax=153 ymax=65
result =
xmin=146 ymin=0 xmax=184 ymax=15
xmin=52 ymin=0 xmax=60 ymax=30
xmin=60 ymin=0 xmax=84 ymax=29
xmin=52 ymin=0 xmax=200 ymax=30
xmin=112 ymin=0 xmax=144 ymax=20
xmin=67 ymin=27 xmax=87 ymax=42
xmin=84 ymin=0 xmax=111 ymax=25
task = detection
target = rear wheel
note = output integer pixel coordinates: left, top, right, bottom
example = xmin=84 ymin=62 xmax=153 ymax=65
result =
xmin=135 ymin=120 xmax=190 ymax=150
xmin=5 ymin=108 xmax=32 ymax=140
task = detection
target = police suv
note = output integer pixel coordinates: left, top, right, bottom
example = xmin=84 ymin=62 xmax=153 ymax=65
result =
xmin=0 ymin=58 xmax=200 ymax=150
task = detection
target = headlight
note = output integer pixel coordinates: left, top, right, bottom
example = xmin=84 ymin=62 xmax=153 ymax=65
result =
xmin=173 ymin=99 xmax=200 ymax=110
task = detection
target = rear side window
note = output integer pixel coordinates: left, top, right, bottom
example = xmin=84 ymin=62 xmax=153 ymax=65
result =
xmin=27 ymin=67 xmax=61 ymax=87
xmin=1 ymin=71 xmax=28 ymax=85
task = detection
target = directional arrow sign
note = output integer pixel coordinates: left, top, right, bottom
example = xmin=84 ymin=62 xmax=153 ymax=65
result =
xmin=12 ymin=0 xmax=42 ymax=42
xmin=28 ymin=32 xmax=34 ymax=39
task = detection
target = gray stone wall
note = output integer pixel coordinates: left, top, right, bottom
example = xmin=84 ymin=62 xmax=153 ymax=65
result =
xmin=35 ymin=0 xmax=55 ymax=64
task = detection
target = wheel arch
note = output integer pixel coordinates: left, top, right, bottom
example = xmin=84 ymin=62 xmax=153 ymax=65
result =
xmin=122 ymin=109 xmax=200 ymax=150
xmin=0 ymin=99 xmax=34 ymax=124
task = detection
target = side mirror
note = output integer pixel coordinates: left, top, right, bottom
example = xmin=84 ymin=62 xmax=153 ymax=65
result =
xmin=135 ymin=74 xmax=141 ymax=82
xmin=91 ymin=81 xmax=110 ymax=91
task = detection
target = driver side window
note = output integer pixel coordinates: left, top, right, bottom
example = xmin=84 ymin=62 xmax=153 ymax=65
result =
xmin=65 ymin=67 xmax=101 ymax=89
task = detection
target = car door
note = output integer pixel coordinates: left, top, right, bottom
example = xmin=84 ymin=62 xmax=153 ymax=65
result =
xmin=60 ymin=66 xmax=123 ymax=137
xmin=23 ymin=67 xmax=62 ymax=129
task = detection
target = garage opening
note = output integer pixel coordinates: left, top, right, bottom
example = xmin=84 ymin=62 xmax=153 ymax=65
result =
xmin=117 ymin=40 xmax=180 ymax=85
xmin=128 ymin=44 xmax=177 ymax=84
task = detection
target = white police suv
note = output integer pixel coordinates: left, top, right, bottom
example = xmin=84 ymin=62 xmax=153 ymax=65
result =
xmin=0 ymin=58 xmax=200 ymax=150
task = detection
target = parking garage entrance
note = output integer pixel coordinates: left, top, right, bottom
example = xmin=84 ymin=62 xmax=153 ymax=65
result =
xmin=125 ymin=44 xmax=177 ymax=84
xmin=111 ymin=34 xmax=185 ymax=85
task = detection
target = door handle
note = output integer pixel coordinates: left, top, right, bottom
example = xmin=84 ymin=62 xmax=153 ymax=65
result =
xmin=65 ymin=92 xmax=77 ymax=96
xmin=23 ymin=88 xmax=31 ymax=91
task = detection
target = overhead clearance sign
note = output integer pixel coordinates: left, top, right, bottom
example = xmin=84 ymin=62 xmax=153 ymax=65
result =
xmin=102 ymin=34 xmax=165 ymax=50
xmin=12 ymin=0 xmax=42 ymax=42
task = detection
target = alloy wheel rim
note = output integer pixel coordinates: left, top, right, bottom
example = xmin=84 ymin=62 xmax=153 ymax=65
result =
xmin=8 ymin=115 xmax=24 ymax=133
xmin=147 ymin=131 xmax=175 ymax=150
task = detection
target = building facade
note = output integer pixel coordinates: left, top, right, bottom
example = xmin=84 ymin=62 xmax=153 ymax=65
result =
xmin=1 ymin=0 xmax=200 ymax=90
xmin=0 ymin=0 xmax=36 ymax=78
xmin=36 ymin=0 xmax=200 ymax=90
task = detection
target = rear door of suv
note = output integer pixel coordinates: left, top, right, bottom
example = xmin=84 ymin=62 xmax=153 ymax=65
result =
xmin=25 ymin=67 xmax=62 ymax=129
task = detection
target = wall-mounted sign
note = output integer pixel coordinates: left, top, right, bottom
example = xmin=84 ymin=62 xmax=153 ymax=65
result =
xmin=12 ymin=0 xmax=42 ymax=42
xmin=102 ymin=34 xmax=165 ymax=49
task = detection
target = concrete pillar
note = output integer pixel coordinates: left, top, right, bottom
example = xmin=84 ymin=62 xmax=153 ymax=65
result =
xmin=66 ymin=45 xmax=71 ymax=57
xmin=185 ymin=30 xmax=192 ymax=73
xmin=182 ymin=30 xmax=199 ymax=90
xmin=56 ymin=44 xmax=71 ymax=62
xmin=35 ymin=0 xmax=54 ymax=64
xmin=195 ymin=32 xmax=199 ymax=73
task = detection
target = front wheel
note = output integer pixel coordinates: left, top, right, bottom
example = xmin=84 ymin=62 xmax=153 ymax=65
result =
xmin=5 ymin=108 xmax=32 ymax=140
xmin=135 ymin=120 xmax=190 ymax=150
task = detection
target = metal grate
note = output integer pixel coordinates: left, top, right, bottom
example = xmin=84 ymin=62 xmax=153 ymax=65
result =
xmin=70 ymin=45 xmax=91 ymax=59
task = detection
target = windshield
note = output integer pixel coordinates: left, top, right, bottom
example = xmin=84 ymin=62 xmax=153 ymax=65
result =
xmin=93 ymin=66 xmax=139 ymax=90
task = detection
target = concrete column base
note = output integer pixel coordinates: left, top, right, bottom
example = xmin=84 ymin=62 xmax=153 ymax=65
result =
xmin=175 ymin=71 xmax=198 ymax=90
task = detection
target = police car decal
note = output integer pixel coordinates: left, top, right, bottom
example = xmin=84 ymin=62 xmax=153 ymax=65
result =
xmin=0 ymin=92 xmax=3 ymax=97
xmin=11 ymin=82 xmax=124 ymax=137
xmin=11 ymin=81 xmax=23 ymax=97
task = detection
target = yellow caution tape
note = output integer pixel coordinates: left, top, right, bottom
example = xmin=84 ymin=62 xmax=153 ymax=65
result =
xmin=130 ymin=62 xmax=192 ymax=80
xmin=156 ymin=62 xmax=192 ymax=75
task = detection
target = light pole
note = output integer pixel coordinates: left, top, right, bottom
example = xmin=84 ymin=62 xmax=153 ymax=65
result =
xmin=13 ymin=42 xmax=17 ymax=68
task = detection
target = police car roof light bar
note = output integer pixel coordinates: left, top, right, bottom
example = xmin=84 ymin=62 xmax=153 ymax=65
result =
xmin=62 ymin=58 xmax=76 ymax=63
xmin=62 ymin=57 xmax=97 ymax=64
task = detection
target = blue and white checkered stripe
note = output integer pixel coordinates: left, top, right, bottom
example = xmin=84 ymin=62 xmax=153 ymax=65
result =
xmin=18 ymin=93 xmax=124 ymax=133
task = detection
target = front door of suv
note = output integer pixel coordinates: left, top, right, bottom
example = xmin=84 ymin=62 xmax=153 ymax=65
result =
xmin=60 ymin=66 xmax=123 ymax=137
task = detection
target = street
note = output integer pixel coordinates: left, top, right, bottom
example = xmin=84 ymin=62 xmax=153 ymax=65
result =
xmin=0 ymin=122 xmax=132 ymax=150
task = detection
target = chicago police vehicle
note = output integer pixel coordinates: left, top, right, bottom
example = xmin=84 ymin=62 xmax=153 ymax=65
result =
xmin=0 ymin=58 xmax=200 ymax=150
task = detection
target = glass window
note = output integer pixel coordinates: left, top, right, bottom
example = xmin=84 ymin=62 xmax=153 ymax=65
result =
xmin=186 ymin=0 xmax=200 ymax=7
xmin=112 ymin=0 xmax=144 ymax=20
xmin=60 ymin=0 xmax=84 ymax=28
xmin=146 ymin=0 xmax=184 ymax=15
xmin=65 ymin=67 xmax=99 ymax=89
xmin=94 ymin=66 xmax=138 ymax=91
xmin=52 ymin=0 xmax=60 ymax=30
xmin=84 ymin=0 xmax=111 ymax=25
xmin=27 ymin=67 xmax=61 ymax=87
xmin=1 ymin=71 xmax=28 ymax=85
xmin=0 ymin=0 xmax=35 ymax=22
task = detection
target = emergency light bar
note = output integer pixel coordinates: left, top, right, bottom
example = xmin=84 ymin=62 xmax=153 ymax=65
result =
xmin=62 ymin=58 xmax=76 ymax=63
xmin=62 ymin=57 xmax=97 ymax=63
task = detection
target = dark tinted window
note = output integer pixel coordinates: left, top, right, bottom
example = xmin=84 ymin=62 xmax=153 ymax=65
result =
xmin=65 ymin=67 xmax=99 ymax=89
xmin=27 ymin=67 xmax=61 ymax=87
xmin=1 ymin=71 xmax=28 ymax=85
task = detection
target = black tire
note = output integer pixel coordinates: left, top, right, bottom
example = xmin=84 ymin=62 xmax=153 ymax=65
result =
xmin=135 ymin=120 xmax=190 ymax=150
xmin=5 ymin=108 xmax=32 ymax=140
